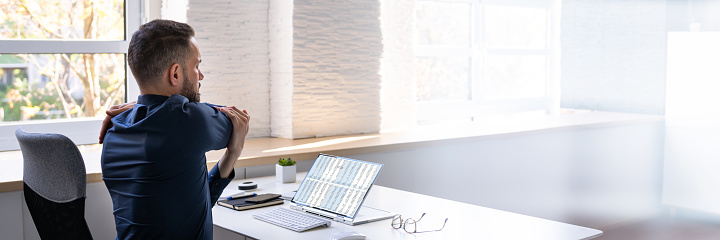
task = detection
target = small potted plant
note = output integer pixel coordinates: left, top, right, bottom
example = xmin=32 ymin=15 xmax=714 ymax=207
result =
xmin=276 ymin=157 xmax=296 ymax=183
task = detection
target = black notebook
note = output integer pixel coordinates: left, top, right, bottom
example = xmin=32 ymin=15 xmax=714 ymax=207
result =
xmin=217 ymin=196 xmax=284 ymax=211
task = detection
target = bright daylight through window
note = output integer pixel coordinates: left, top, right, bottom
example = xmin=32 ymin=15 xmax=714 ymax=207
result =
xmin=415 ymin=0 xmax=557 ymax=123
xmin=0 ymin=0 xmax=135 ymax=151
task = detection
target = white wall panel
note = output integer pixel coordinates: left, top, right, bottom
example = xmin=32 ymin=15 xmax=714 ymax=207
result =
xmin=663 ymin=32 xmax=720 ymax=214
xmin=561 ymin=0 xmax=667 ymax=115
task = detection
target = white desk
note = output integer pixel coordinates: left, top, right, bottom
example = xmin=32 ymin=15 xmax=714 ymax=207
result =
xmin=213 ymin=172 xmax=602 ymax=240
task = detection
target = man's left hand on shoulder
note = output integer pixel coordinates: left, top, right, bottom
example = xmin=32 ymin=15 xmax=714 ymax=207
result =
xmin=217 ymin=106 xmax=250 ymax=158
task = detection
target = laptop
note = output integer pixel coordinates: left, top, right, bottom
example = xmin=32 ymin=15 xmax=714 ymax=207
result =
xmin=289 ymin=153 xmax=395 ymax=225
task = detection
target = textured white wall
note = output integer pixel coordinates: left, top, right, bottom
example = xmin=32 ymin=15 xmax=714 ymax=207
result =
xmin=161 ymin=0 xmax=187 ymax=23
xmin=186 ymin=0 xmax=386 ymax=139
xmin=291 ymin=0 xmax=383 ymax=138
xmin=269 ymin=0 xmax=294 ymax=138
xmin=380 ymin=0 xmax=416 ymax=131
xmin=187 ymin=0 xmax=271 ymax=138
xmin=560 ymin=0 xmax=667 ymax=115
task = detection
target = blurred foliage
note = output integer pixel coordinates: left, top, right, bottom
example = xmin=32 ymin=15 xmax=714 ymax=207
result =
xmin=0 ymin=71 xmax=67 ymax=121
xmin=0 ymin=0 xmax=125 ymax=123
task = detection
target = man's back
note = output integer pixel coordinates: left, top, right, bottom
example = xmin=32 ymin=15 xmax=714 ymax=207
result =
xmin=101 ymin=94 xmax=232 ymax=239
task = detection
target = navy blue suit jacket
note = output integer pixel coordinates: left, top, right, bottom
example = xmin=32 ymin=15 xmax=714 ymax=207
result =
xmin=101 ymin=94 xmax=234 ymax=240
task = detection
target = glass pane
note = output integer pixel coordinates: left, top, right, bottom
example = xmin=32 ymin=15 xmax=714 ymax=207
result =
xmin=416 ymin=56 xmax=470 ymax=101
xmin=0 ymin=54 xmax=125 ymax=123
xmin=485 ymin=5 xmax=547 ymax=49
xmin=484 ymin=55 xmax=546 ymax=99
xmin=0 ymin=0 xmax=124 ymax=40
xmin=416 ymin=1 xmax=471 ymax=46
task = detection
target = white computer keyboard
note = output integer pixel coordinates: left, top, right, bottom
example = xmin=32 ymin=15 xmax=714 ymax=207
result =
xmin=253 ymin=208 xmax=332 ymax=232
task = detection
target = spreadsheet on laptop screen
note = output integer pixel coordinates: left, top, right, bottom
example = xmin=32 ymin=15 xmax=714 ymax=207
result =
xmin=292 ymin=154 xmax=383 ymax=218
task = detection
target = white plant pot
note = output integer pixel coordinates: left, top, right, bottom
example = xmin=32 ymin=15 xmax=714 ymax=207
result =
xmin=276 ymin=164 xmax=296 ymax=183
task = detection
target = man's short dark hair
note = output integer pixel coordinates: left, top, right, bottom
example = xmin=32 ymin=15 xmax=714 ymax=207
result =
xmin=128 ymin=19 xmax=195 ymax=87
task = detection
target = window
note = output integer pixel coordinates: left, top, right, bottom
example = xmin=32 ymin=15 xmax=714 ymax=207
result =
xmin=415 ymin=0 xmax=560 ymax=124
xmin=0 ymin=0 xmax=142 ymax=151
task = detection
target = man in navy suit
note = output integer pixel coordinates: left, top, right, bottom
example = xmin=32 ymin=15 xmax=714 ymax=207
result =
xmin=100 ymin=19 xmax=249 ymax=239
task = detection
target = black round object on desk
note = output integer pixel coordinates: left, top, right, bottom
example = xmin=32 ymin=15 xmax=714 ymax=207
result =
xmin=238 ymin=181 xmax=258 ymax=190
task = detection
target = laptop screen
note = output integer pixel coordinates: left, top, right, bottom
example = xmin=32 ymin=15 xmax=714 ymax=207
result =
xmin=291 ymin=154 xmax=383 ymax=219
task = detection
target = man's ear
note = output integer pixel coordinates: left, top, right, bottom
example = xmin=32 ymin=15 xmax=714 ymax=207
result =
xmin=168 ymin=63 xmax=181 ymax=86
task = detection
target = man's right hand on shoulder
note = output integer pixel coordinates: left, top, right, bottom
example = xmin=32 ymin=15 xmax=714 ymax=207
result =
xmin=99 ymin=101 xmax=136 ymax=144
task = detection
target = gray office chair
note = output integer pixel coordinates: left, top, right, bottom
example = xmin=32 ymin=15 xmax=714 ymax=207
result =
xmin=15 ymin=128 xmax=93 ymax=240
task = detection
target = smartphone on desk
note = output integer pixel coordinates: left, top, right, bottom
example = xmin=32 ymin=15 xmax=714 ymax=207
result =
xmin=245 ymin=193 xmax=281 ymax=203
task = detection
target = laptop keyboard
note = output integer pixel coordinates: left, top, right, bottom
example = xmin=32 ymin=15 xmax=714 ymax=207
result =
xmin=253 ymin=208 xmax=332 ymax=232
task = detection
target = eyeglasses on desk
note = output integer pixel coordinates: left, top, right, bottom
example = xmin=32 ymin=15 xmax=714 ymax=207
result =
xmin=391 ymin=213 xmax=448 ymax=234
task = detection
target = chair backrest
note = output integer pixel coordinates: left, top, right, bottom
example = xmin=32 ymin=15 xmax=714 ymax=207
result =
xmin=16 ymin=128 xmax=87 ymax=202
xmin=16 ymin=128 xmax=93 ymax=240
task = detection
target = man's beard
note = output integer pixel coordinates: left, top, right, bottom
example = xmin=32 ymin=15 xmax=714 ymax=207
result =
xmin=180 ymin=73 xmax=201 ymax=103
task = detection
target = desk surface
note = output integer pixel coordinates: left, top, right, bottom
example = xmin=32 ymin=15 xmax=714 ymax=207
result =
xmin=213 ymin=173 xmax=602 ymax=240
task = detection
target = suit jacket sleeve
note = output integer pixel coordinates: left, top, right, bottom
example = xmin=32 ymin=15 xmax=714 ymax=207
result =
xmin=181 ymin=101 xmax=236 ymax=206
xmin=208 ymin=164 xmax=235 ymax=206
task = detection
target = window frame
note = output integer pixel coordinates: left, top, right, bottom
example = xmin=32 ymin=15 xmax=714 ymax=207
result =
xmin=415 ymin=0 xmax=561 ymax=123
xmin=0 ymin=0 xmax=142 ymax=151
